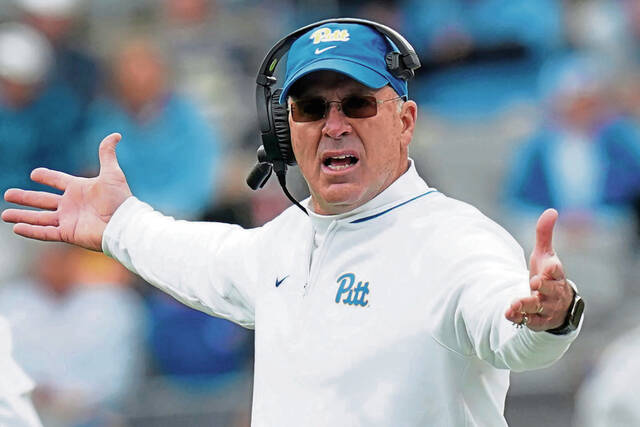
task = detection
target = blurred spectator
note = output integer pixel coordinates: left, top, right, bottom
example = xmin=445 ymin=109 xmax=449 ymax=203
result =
xmin=624 ymin=0 xmax=640 ymax=45
xmin=0 ymin=315 xmax=42 ymax=426
xmin=158 ymin=0 xmax=310 ymax=154
xmin=12 ymin=0 xmax=104 ymax=179
xmin=400 ymin=0 xmax=563 ymax=119
xmin=565 ymin=0 xmax=632 ymax=67
xmin=0 ymin=245 xmax=146 ymax=427
xmin=159 ymin=0 xmax=252 ymax=147
xmin=0 ymin=22 xmax=82 ymax=196
xmin=614 ymin=68 xmax=640 ymax=124
xmin=504 ymin=54 xmax=640 ymax=223
xmin=130 ymin=293 xmax=253 ymax=426
xmin=14 ymin=0 xmax=102 ymax=107
xmin=502 ymin=54 xmax=640 ymax=321
xmin=573 ymin=324 xmax=640 ymax=426
xmin=146 ymin=290 xmax=253 ymax=383
xmin=288 ymin=0 xmax=339 ymax=25
xmin=338 ymin=0 xmax=403 ymax=27
xmin=83 ymin=37 xmax=222 ymax=219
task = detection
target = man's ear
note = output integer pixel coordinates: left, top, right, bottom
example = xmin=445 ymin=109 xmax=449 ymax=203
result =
xmin=400 ymin=100 xmax=418 ymax=148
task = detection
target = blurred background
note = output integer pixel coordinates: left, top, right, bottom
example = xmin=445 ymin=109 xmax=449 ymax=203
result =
xmin=1 ymin=0 xmax=640 ymax=426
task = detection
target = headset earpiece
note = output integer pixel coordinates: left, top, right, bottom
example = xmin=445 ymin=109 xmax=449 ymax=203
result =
xmin=270 ymin=89 xmax=295 ymax=165
xmin=385 ymin=52 xmax=415 ymax=81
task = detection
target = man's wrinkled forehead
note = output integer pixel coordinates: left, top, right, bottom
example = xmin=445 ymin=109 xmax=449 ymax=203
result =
xmin=288 ymin=70 xmax=377 ymax=99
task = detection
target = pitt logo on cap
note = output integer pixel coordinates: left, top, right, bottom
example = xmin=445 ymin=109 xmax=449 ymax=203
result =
xmin=310 ymin=28 xmax=350 ymax=44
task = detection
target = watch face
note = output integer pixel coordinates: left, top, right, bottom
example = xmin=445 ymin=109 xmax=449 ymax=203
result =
xmin=569 ymin=297 xmax=585 ymax=329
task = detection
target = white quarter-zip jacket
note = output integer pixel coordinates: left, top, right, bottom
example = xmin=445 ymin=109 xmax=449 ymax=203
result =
xmin=103 ymin=161 xmax=580 ymax=426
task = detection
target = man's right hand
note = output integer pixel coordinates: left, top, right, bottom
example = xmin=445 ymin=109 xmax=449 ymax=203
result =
xmin=2 ymin=133 xmax=132 ymax=252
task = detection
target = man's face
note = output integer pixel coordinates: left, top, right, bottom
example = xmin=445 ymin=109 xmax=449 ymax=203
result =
xmin=288 ymin=71 xmax=417 ymax=215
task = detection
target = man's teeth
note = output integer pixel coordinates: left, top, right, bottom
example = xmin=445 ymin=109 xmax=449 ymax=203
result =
xmin=328 ymin=163 xmax=351 ymax=170
xmin=324 ymin=155 xmax=357 ymax=170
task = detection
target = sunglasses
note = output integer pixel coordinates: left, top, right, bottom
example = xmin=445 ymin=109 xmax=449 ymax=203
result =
xmin=290 ymin=94 xmax=405 ymax=122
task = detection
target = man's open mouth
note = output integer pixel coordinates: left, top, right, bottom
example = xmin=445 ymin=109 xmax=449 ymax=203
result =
xmin=323 ymin=154 xmax=359 ymax=171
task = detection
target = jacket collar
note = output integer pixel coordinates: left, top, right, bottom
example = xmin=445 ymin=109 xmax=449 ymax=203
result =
xmin=307 ymin=159 xmax=432 ymax=233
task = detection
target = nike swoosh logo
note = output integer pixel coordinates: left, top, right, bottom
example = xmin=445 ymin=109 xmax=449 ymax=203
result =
xmin=275 ymin=275 xmax=289 ymax=288
xmin=315 ymin=46 xmax=337 ymax=55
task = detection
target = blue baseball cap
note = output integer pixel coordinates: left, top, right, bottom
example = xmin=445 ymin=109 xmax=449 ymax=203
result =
xmin=278 ymin=22 xmax=408 ymax=104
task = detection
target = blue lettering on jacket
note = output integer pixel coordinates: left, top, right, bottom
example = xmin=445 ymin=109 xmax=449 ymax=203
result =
xmin=335 ymin=273 xmax=369 ymax=307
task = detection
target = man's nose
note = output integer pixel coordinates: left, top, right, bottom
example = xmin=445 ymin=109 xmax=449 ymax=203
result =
xmin=322 ymin=103 xmax=351 ymax=139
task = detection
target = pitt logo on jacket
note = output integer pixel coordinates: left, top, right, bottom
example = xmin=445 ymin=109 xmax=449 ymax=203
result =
xmin=335 ymin=273 xmax=369 ymax=307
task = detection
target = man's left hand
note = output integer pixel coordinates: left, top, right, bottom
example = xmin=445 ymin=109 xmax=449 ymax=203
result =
xmin=504 ymin=208 xmax=574 ymax=332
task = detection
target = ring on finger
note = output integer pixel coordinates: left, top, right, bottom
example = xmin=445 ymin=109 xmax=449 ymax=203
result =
xmin=514 ymin=312 xmax=529 ymax=328
xmin=536 ymin=304 xmax=544 ymax=314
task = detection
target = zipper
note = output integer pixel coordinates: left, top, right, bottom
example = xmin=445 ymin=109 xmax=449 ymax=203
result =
xmin=303 ymin=220 xmax=338 ymax=296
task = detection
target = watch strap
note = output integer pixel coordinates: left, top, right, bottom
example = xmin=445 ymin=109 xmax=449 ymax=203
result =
xmin=546 ymin=280 xmax=583 ymax=335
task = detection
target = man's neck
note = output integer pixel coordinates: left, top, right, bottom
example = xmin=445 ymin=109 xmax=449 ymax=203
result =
xmin=309 ymin=159 xmax=411 ymax=216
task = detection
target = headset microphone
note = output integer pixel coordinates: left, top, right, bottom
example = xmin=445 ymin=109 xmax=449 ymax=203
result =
xmin=246 ymin=146 xmax=272 ymax=190
xmin=246 ymin=146 xmax=308 ymax=213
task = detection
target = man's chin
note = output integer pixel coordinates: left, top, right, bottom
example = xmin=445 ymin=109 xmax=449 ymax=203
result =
xmin=312 ymin=184 xmax=368 ymax=215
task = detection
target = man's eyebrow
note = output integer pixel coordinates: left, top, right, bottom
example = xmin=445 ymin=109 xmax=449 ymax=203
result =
xmin=293 ymin=86 xmax=375 ymax=100
xmin=292 ymin=89 xmax=320 ymax=99
xmin=343 ymin=86 xmax=375 ymax=95
xmin=353 ymin=88 xmax=376 ymax=96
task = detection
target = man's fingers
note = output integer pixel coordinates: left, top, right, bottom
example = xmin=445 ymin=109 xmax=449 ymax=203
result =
xmin=4 ymin=189 xmax=61 ymax=210
xmin=518 ymin=313 xmax=551 ymax=330
xmin=12 ymin=223 xmax=62 ymax=242
xmin=544 ymin=262 xmax=565 ymax=281
xmin=98 ymin=133 xmax=123 ymax=175
xmin=30 ymin=168 xmax=74 ymax=192
xmin=531 ymin=274 xmax=565 ymax=296
xmin=505 ymin=296 xmax=553 ymax=331
xmin=534 ymin=208 xmax=558 ymax=255
xmin=505 ymin=306 xmax=532 ymax=324
xmin=507 ymin=295 xmax=542 ymax=316
xmin=2 ymin=209 xmax=59 ymax=227
xmin=530 ymin=275 xmax=542 ymax=293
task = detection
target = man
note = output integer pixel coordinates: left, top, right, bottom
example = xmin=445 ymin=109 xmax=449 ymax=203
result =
xmin=2 ymin=22 xmax=582 ymax=426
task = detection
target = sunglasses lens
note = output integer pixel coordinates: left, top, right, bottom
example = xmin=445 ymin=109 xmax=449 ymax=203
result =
xmin=342 ymin=96 xmax=377 ymax=118
xmin=292 ymin=98 xmax=326 ymax=122
xmin=291 ymin=96 xmax=379 ymax=122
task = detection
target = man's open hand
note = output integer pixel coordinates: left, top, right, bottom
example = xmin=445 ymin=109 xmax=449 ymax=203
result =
xmin=2 ymin=133 xmax=132 ymax=251
xmin=504 ymin=209 xmax=575 ymax=332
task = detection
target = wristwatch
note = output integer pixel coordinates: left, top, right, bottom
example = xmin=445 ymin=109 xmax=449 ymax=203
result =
xmin=546 ymin=280 xmax=585 ymax=335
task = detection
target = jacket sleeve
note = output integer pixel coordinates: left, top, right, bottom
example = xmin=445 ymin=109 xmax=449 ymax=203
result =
xmin=102 ymin=197 xmax=262 ymax=329
xmin=431 ymin=212 xmax=581 ymax=372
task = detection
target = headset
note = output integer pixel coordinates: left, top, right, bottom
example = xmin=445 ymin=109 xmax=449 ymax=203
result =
xmin=247 ymin=17 xmax=421 ymax=215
